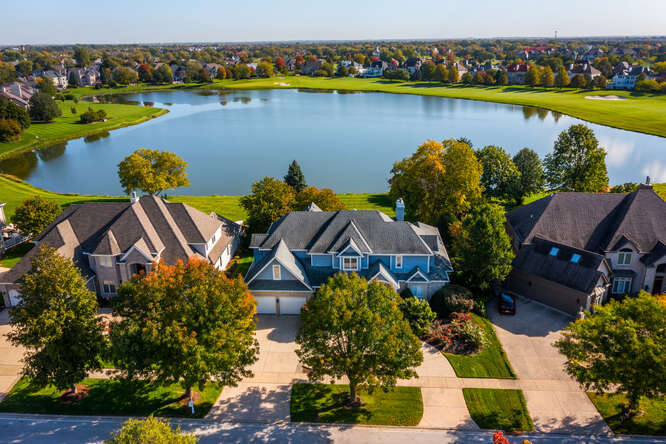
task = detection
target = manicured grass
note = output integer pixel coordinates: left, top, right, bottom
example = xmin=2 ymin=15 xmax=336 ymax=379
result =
xmin=0 ymin=242 xmax=33 ymax=268
xmin=228 ymin=250 xmax=254 ymax=278
xmin=0 ymin=175 xmax=394 ymax=226
xmin=0 ymin=100 xmax=167 ymax=158
xmin=444 ymin=313 xmax=516 ymax=379
xmin=0 ymin=377 xmax=222 ymax=418
xmin=209 ymin=77 xmax=666 ymax=138
xmin=587 ymin=393 xmax=665 ymax=435
xmin=290 ymin=383 xmax=423 ymax=426
xmin=463 ymin=388 xmax=533 ymax=431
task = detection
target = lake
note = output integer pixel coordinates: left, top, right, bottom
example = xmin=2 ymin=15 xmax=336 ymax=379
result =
xmin=1 ymin=89 xmax=664 ymax=195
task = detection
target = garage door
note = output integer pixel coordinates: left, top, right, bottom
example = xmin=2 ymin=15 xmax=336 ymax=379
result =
xmin=255 ymin=296 xmax=277 ymax=314
xmin=279 ymin=296 xmax=307 ymax=315
xmin=9 ymin=289 xmax=21 ymax=307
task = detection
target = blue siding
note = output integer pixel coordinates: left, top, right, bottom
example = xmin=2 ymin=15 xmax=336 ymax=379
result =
xmin=254 ymin=249 xmax=268 ymax=261
xmin=311 ymin=255 xmax=331 ymax=267
xmin=400 ymin=255 xmax=429 ymax=272
xmin=293 ymin=251 xmax=309 ymax=260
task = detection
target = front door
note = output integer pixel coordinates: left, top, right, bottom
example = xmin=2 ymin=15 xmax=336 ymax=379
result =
xmin=653 ymin=276 xmax=664 ymax=295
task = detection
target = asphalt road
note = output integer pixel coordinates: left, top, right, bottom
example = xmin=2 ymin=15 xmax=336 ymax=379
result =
xmin=0 ymin=415 xmax=664 ymax=444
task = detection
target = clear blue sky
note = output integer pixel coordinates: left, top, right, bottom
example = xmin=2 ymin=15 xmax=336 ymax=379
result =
xmin=2 ymin=0 xmax=665 ymax=45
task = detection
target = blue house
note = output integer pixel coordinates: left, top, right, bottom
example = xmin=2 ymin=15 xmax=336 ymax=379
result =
xmin=245 ymin=200 xmax=453 ymax=315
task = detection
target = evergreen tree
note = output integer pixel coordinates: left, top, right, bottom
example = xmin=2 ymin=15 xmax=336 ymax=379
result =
xmin=284 ymin=160 xmax=306 ymax=192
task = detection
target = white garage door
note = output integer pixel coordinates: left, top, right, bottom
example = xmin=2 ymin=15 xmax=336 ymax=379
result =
xmin=255 ymin=296 xmax=277 ymax=314
xmin=9 ymin=289 xmax=21 ymax=307
xmin=278 ymin=296 xmax=306 ymax=315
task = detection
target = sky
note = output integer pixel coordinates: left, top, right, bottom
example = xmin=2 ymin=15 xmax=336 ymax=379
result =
xmin=2 ymin=0 xmax=665 ymax=45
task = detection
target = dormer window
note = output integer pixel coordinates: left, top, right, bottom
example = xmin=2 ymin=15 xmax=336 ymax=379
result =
xmin=342 ymin=257 xmax=359 ymax=271
xmin=99 ymin=256 xmax=113 ymax=267
xmin=395 ymin=255 xmax=403 ymax=269
xmin=272 ymin=265 xmax=281 ymax=280
xmin=618 ymin=249 xmax=632 ymax=265
xmin=549 ymin=247 xmax=559 ymax=256
xmin=570 ymin=254 xmax=581 ymax=263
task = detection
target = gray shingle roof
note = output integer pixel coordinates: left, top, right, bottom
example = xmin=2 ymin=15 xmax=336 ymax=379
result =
xmin=246 ymin=240 xmax=311 ymax=290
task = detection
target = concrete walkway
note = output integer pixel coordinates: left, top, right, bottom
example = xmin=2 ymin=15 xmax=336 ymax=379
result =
xmin=0 ymin=310 xmax=22 ymax=403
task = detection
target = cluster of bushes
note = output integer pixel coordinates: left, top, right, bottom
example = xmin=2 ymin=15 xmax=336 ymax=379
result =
xmin=429 ymin=285 xmax=481 ymax=317
xmin=424 ymin=312 xmax=487 ymax=353
xmin=635 ymin=79 xmax=666 ymax=93
xmin=384 ymin=68 xmax=411 ymax=81
xmin=398 ymin=292 xmax=436 ymax=337
xmin=0 ymin=96 xmax=30 ymax=142
xmin=79 ymin=107 xmax=108 ymax=124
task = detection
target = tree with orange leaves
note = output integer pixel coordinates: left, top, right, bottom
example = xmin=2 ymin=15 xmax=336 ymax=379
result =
xmin=108 ymin=258 xmax=259 ymax=399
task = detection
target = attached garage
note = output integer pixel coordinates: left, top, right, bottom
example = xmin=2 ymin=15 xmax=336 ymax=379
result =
xmin=253 ymin=293 xmax=308 ymax=315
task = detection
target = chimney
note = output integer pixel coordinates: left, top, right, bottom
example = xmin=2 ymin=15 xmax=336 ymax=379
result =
xmin=395 ymin=198 xmax=405 ymax=222
xmin=130 ymin=191 xmax=139 ymax=204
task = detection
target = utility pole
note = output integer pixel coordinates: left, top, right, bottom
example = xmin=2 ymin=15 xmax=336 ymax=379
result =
xmin=554 ymin=30 xmax=558 ymax=40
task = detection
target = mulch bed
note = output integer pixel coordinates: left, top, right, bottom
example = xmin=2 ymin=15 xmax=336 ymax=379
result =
xmin=59 ymin=385 xmax=90 ymax=403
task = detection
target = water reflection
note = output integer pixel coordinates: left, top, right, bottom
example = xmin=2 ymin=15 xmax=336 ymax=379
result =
xmin=0 ymin=151 xmax=38 ymax=179
xmin=232 ymin=97 xmax=252 ymax=104
xmin=84 ymin=132 xmax=110 ymax=143
xmin=220 ymin=101 xmax=228 ymax=106
xmin=143 ymin=101 xmax=154 ymax=107
xmin=37 ymin=142 xmax=66 ymax=160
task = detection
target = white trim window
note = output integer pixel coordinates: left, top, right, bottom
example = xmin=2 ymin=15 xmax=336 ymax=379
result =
xmin=103 ymin=280 xmax=116 ymax=294
xmin=99 ymin=256 xmax=114 ymax=267
xmin=617 ymin=250 xmax=632 ymax=265
xmin=342 ymin=257 xmax=360 ymax=271
xmin=612 ymin=277 xmax=631 ymax=294
xmin=272 ymin=264 xmax=281 ymax=280
xmin=395 ymin=255 xmax=403 ymax=269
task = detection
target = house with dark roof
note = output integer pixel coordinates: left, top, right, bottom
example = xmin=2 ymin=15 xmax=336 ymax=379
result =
xmin=244 ymin=199 xmax=453 ymax=315
xmin=0 ymin=195 xmax=242 ymax=307
xmin=505 ymin=184 xmax=666 ymax=316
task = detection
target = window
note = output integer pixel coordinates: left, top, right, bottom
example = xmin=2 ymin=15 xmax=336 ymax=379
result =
xmin=342 ymin=257 xmax=359 ymax=271
xmin=272 ymin=264 xmax=281 ymax=280
xmin=612 ymin=278 xmax=631 ymax=294
xmin=617 ymin=250 xmax=632 ymax=265
xmin=410 ymin=285 xmax=424 ymax=299
xmin=395 ymin=255 xmax=403 ymax=269
xmin=210 ymin=234 xmax=216 ymax=245
xmin=549 ymin=247 xmax=559 ymax=256
xmin=103 ymin=281 xmax=116 ymax=294
xmin=570 ymin=253 xmax=581 ymax=263
xmin=99 ymin=256 xmax=113 ymax=267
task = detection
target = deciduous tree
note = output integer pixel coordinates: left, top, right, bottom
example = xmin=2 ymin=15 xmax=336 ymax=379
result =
xmin=296 ymin=273 xmax=422 ymax=405
xmin=295 ymin=186 xmax=344 ymax=211
xmin=512 ymin=148 xmax=545 ymax=197
xmin=555 ymin=292 xmax=666 ymax=414
xmin=475 ymin=145 xmax=521 ymax=200
xmin=240 ymin=177 xmax=295 ymax=233
xmin=106 ymin=416 xmax=198 ymax=444
xmin=525 ymin=65 xmax=540 ymax=86
xmin=109 ymin=259 xmax=259 ymax=400
xmin=256 ymin=61 xmax=273 ymax=78
xmin=540 ymin=66 xmax=554 ymax=87
xmin=453 ymin=203 xmax=514 ymax=293
xmin=544 ymin=125 xmax=608 ymax=192
xmin=29 ymin=92 xmax=61 ymax=122
xmin=555 ymin=66 xmax=570 ymax=87
xmin=117 ymin=148 xmax=190 ymax=196
xmin=12 ymin=195 xmax=61 ymax=237
xmin=8 ymin=246 xmax=104 ymax=394
xmin=74 ymin=46 xmax=91 ymax=68
xmin=440 ymin=139 xmax=483 ymax=219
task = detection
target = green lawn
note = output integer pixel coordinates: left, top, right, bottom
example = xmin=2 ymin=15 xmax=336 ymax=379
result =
xmin=587 ymin=393 xmax=665 ymax=435
xmin=444 ymin=313 xmax=516 ymax=379
xmin=0 ymin=377 xmax=222 ymax=418
xmin=0 ymin=242 xmax=33 ymax=268
xmin=0 ymin=100 xmax=167 ymax=158
xmin=463 ymin=388 xmax=534 ymax=431
xmin=227 ymin=249 xmax=254 ymax=278
xmin=290 ymin=383 xmax=423 ymax=426
xmin=0 ymin=175 xmax=393 ymax=226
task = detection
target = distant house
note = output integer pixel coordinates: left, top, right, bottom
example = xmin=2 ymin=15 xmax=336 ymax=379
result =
xmin=68 ymin=67 xmax=99 ymax=87
xmin=505 ymin=183 xmax=666 ymax=316
xmin=364 ymin=60 xmax=388 ymax=78
xmin=244 ymin=200 xmax=453 ymax=315
xmin=339 ymin=60 xmax=363 ymax=74
xmin=202 ymin=63 xmax=222 ymax=79
xmin=170 ymin=64 xmax=186 ymax=82
xmin=581 ymin=47 xmax=604 ymax=62
xmin=301 ymin=60 xmax=324 ymax=76
xmin=505 ymin=63 xmax=529 ymax=84
xmin=0 ymin=81 xmax=35 ymax=108
xmin=0 ymin=195 xmax=243 ymax=308
xmin=567 ymin=63 xmax=601 ymax=80
xmin=607 ymin=65 xmax=651 ymax=90
xmin=39 ymin=70 xmax=68 ymax=89
xmin=404 ymin=58 xmax=422 ymax=75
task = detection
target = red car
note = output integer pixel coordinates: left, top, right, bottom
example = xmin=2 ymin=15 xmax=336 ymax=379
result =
xmin=498 ymin=293 xmax=516 ymax=315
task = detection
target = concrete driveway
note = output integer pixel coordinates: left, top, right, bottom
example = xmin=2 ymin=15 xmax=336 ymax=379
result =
xmin=488 ymin=295 xmax=610 ymax=434
xmin=0 ymin=309 xmax=23 ymax=402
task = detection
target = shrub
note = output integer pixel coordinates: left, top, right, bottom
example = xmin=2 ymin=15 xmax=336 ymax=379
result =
xmin=460 ymin=318 xmax=488 ymax=349
xmin=384 ymin=68 xmax=410 ymax=81
xmin=79 ymin=108 xmax=107 ymax=123
xmin=425 ymin=312 xmax=487 ymax=353
xmin=71 ymin=106 xmax=77 ymax=115
xmin=429 ymin=284 xmax=475 ymax=318
xmin=105 ymin=416 xmax=198 ymax=444
xmin=0 ymin=118 xmax=22 ymax=142
xmin=399 ymin=296 xmax=436 ymax=337
xmin=399 ymin=287 xmax=414 ymax=299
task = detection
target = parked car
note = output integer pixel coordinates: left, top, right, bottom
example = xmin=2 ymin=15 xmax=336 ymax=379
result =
xmin=498 ymin=293 xmax=516 ymax=315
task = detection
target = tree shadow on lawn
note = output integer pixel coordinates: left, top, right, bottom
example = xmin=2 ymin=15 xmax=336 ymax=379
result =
xmin=291 ymin=384 xmax=372 ymax=424
xmin=366 ymin=193 xmax=393 ymax=208
xmin=471 ymin=408 xmax=531 ymax=432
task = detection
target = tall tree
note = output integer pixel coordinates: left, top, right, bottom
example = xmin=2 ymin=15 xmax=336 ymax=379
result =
xmin=434 ymin=64 xmax=449 ymax=83
xmin=0 ymin=96 xmax=30 ymax=129
xmin=240 ymin=177 xmax=295 ymax=233
xmin=74 ymin=46 xmax=91 ymax=68
xmin=540 ymin=66 xmax=554 ymax=87
xmin=512 ymin=148 xmax=545 ymax=197
xmin=555 ymin=292 xmax=666 ymax=414
xmin=295 ymin=186 xmax=344 ymax=211
xmin=525 ymin=65 xmax=540 ymax=87
xmin=448 ymin=64 xmax=459 ymax=82
xmin=284 ymin=160 xmax=306 ymax=192
xmin=36 ymin=78 xmax=56 ymax=95
xmin=117 ymin=148 xmax=190 ymax=196
xmin=12 ymin=196 xmax=61 ymax=237
xmin=109 ymin=259 xmax=259 ymax=400
xmin=475 ymin=145 xmax=521 ymax=200
xmin=28 ymin=92 xmax=61 ymax=122
xmin=453 ymin=203 xmax=514 ymax=293
xmin=8 ymin=246 xmax=104 ymax=394
xmin=440 ymin=139 xmax=483 ymax=219
xmin=555 ymin=66 xmax=570 ymax=87
xmin=296 ymin=273 xmax=422 ymax=405
xmin=255 ymin=61 xmax=273 ymax=78
xmin=544 ymin=125 xmax=608 ymax=192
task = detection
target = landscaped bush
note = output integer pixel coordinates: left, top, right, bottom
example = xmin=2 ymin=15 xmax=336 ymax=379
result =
xmin=429 ymin=284 xmax=475 ymax=318
xmin=0 ymin=118 xmax=22 ymax=142
xmin=399 ymin=296 xmax=436 ymax=337
xmin=79 ymin=108 xmax=107 ymax=124
xmin=425 ymin=312 xmax=487 ymax=354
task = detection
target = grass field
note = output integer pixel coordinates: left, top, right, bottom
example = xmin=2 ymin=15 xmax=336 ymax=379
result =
xmin=0 ymin=377 xmax=222 ymax=418
xmin=587 ymin=393 xmax=665 ymax=435
xmin=290 ymin=383 xmax=423 ymax=426
xmin=0 ymin=243 xmax=33 ymax=268
xmin=0 ymin=100 xmax=167 ymax=158
xmin=444 ymin=313 xmax=516 ymax=379
xmin=67 ymin=76 xmax=666 ymax=138
xmin=463 ymin=388 xmax=533 ymax=431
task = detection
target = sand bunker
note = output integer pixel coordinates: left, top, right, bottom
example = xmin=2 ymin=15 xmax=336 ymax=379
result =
xmin=274 ymin=82 xmax=290 ymax=86
xmin=584 ymin=95 xmax=628 ymax=101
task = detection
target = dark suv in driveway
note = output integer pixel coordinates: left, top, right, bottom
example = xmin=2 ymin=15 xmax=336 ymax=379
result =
xmin=498 ymin=292 xmax=516 ymax=315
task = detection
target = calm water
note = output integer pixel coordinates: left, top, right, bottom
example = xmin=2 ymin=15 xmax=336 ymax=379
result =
xmin=2 ymin=89 xmax=664 ymax=195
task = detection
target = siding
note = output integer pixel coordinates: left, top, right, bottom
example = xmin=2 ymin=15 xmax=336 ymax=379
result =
xmin=255 ymin=261 xmax=297 ymax=281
